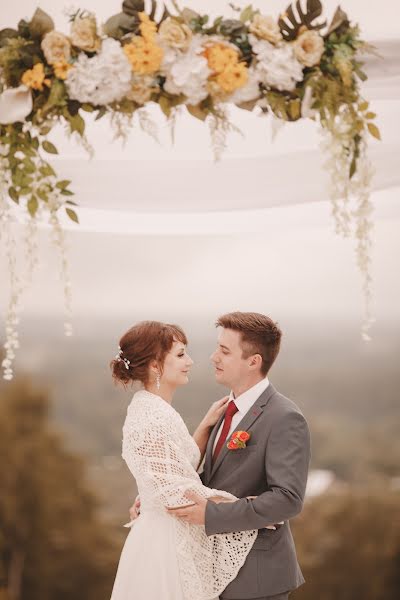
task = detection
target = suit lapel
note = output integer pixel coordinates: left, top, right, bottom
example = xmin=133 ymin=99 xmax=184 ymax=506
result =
xmin=209 ymin=384 xmax=277 ymax=480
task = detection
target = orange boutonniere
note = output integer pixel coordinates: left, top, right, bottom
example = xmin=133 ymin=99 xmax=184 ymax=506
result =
xmin=227 ymin=430 xmax=251 ymax=450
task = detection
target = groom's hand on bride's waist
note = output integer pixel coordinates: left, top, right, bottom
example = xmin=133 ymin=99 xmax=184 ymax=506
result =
xmin=166 ymin=491 xmax=207 ymax=525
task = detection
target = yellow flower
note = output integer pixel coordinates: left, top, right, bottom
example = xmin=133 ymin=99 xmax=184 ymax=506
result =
xmin=124 ymin=38 xmax=163 ymax=75
xmin=204 ymin=43 xmax=239 ymax=74
xmin=216 ymin=62 xmax=248 ymax=93
xmin=21 ymin=63 xmax=51 ymax=91
xmin=53 ymin=62 xmax=73 ymax=80
xmin=139 ymin=11 xmax=157 ymax=42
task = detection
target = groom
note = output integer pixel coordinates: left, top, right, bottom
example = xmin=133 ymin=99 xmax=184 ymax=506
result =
xmin=169 ymin=311 xmax=311 ymax=600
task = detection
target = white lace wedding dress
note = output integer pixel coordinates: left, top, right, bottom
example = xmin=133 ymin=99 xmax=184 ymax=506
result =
xmin=110 ymin=389 xmax=257 ymax=600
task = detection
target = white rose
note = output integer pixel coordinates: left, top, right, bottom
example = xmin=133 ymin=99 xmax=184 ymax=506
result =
xmin=41 ymin=31 xmax=71 ymax=65
xmin=70 ymin=15 xmax=100 ymax=53
xmin=249 ymin=14 xmax=283 ymax=44
xmin=158 ymin=17 xmax=192 ymax=50
xmin=294 ymin=29 xmax=324 ymax=67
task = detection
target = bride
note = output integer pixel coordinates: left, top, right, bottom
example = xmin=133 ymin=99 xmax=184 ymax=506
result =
xmin=109 ymin=320 xmax=268 ymax=600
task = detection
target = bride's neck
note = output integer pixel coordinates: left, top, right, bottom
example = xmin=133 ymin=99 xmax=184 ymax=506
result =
xmin=144 ymin=383 xmax=176 ymax=405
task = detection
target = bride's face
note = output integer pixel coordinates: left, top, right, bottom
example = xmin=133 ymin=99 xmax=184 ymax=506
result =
xmin=161 ymin=341 xmax=193 ymax=387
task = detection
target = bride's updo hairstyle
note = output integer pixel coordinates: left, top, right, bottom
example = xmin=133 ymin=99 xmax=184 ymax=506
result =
xmin=110 ymin=321 xmax=188 ymax=387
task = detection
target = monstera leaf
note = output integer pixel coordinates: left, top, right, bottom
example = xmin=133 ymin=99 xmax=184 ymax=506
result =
xmin=278 ymin=0 xmax=326 ymax=41
xmin=122 ymin=0 xmax=170 ymax=23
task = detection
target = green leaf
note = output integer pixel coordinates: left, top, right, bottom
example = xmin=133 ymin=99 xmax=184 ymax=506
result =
xmin=8 ymin=187 xmax=19 ymax=203
xmin=66 ymin=208 xmax=79 ymax=224
xmin=95 ymin=107 xmax=107 ymax=121
xmin=42 ymin=141 xmax=58 ymax=154
xmin=186 ymin=104 xmax=209 ymax=121
xmin=358 ymin=101 xmax=369 ymax=111
xmin=29 ymin=8 xmax=54 ymax=39
xmin=159 ymin=96 xmax=172 ymax=118
xmin=42 ymin=79 xmax=66 ymax=113
xmin=56 ymin=180 xmax=72 ymax=190
xmin=60 ymin=189 xmax=74 ymax=196
xmin=27 ymin=195 xmax=38 ymax=217
xmin=349 ymin=155 xmax=357 ymax=179
xmin=37 ymin=189 xmax=48 ymax=202
xmin=69 ymin=112 xmax=85 ymax=136
xmin=240 ymin=5 xmax=256 ymax=23
xmin=367 ymin=122 xmax=381 ymax=140
xmin=365 ymin=112 xmax=376 ymax=119
xmin=39 ymin=164 xmax=56 ymax=177
xmin=326 ymin=7 xmax=349 ymax=36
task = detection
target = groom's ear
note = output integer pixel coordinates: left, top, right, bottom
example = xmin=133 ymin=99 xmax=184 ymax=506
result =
xmin=249 ymin=354 xmax=263 ymax=371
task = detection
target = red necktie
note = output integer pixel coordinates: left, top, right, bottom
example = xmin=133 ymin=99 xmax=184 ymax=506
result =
xmin=212 ymin=400 xmax=239 ymax=464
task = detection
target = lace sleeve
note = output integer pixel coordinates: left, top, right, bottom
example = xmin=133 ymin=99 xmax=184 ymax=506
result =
xmin=122 ymin=403 xmax=234 ymax=509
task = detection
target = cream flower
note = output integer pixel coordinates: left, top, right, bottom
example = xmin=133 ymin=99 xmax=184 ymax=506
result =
xmin=158 ymin=17 xmax=192 ymax=50
xmin=249 ymin=14 xmax=282 ymax=44
xmin=0 ymin=85 xmax=33 ymax=124
xmin=70 ymin=15 xmax=100 ymax=53
xmin=127 ymin=74 xmax=159 ymax=105
xmin=41 ymin=31 xmax=71 ymax=65
xmin=294 ymin=29 xmax=324 ymax=67
xmin=161 ymin=35 xmax=211 ymax=106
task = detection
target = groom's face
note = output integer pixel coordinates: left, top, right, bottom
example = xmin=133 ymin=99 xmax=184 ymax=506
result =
xmin=211 ymin=327 xmax=250 ymax=389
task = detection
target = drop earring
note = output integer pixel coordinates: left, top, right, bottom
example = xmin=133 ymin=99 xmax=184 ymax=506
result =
xmin=156 ymin=373 xmax=160 ymax=390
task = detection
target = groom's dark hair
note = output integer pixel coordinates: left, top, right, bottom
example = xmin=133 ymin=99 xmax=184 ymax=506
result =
xmin=216 ymin=312 xmax=282 ymax=375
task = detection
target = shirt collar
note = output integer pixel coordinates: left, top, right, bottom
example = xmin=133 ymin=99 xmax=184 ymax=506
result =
xmin=229 ymin=376 xmax=270 ymax=414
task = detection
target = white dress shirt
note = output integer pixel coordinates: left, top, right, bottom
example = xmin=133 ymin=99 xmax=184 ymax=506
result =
xmin=212 ymin=376 xmax=270 ymax=454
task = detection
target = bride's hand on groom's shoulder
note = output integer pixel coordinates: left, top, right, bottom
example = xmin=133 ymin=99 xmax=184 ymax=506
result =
xmin=202 ymin=396 xmax=230 ymax=428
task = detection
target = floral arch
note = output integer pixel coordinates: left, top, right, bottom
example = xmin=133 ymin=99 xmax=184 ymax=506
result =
xmin=0 ymin=0 xmax=380 ymax=379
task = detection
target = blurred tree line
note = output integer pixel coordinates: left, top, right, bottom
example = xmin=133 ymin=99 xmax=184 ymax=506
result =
xmin=0 ymin=379 xmax=118 ymax=600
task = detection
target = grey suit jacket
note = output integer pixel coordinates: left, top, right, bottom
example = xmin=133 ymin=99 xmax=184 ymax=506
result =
xmin=200 ymin=384 xmax=311 ymax=599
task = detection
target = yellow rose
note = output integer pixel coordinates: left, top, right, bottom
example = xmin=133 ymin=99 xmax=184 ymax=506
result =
xmin=21 ymin=63 xmax=51 ymax=91
xmin=124 ymin=38 xmax=164 ymax=75
xmin=293 ymin=29 xmax=324 ymax=67
xmin=216 ymin=62 xmax=248 ymax=93
xmin=204 ymin=43 xmax=239 ymax=74
xmin=70 ymin=15 xmax=100 ymax=53
xmin=158 ymin=17 xmax=192 ymax=50
xmin=41 ymin=31 xmax=71 ymax=65
xmin=249 ymin=14 xmax=282 ymax=44
xmin=53 ymin=62 xmax=73 ymax=80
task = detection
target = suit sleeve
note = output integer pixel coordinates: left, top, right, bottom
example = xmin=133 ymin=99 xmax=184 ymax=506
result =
xmin=204 ymin=410 xmax=311 ymax=535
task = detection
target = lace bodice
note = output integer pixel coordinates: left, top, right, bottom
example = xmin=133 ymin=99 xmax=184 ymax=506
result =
xmin=121 ymin=389 xmax=257 ymax=600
